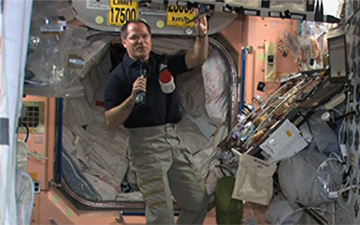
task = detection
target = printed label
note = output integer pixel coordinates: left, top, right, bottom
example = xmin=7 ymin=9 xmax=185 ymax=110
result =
xmin=109 ymin=0 xmax=139 ymax=26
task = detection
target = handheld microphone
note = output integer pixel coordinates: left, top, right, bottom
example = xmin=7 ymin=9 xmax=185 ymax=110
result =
xmin=159 ymin=68 xmax=175 ymax=94
xmin=136 ymin=63 xmax=147 ymax=104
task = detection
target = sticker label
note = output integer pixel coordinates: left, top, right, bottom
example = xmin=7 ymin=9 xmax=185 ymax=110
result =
xmin=86 ymin=0 xmax=109 ymax=10
xmin=109 ymin=0 xmax=139 ymax=26
xmin=166 ymin=5 xmax=196 ymax=27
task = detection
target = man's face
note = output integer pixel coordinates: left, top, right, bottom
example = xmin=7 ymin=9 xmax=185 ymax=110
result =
xmin=122 ymin=22 xmax=151 ymax=62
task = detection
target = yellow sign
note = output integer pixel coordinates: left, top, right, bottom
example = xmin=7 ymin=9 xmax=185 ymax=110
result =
xmin=166 ymin=5 xmax=196 ymax=28
xmin=109 ymin=0 xmax=139 ymax=26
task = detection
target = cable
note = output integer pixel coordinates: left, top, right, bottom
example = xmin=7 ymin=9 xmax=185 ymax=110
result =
xmin=328 ymin=151 xmax=344 ymax=163
xmin=318 ymin=152 xmax=345 ymax=175
xmin=334 ymin=184 xmax=360 ymax=220
xmin=331 ymin=107 xmax=343 ymax=117
xmin=297 ymin=202 xmax=330 ymax=225
xmin=336 ymin=197 xmax=352 ymax=222
xmin=280 ymin=207 xmax=305 ymax=225
xmin=317 ymin=153 xmax=346 ymax=186
xmin=21 ymin=122 xmax=29 ymax=143
xmin=16 ymin=122 xmax=29 ymax=143
xmin=27 ymin=151 xmax=48 ymax=161
xmin=337 ymin=118 xmax=347 ymax=161
xmin=244 ymin=201 xmax=256 ymax=225
xmin=280 ymin=205 xmax=337 ymax=225
xmin=337 ymin=119 xmax=345 ymax=144
xmin=245 ymin=201 xmax=255 ymax=220
xmin=337 ymin=184 xmax=360 ymax=194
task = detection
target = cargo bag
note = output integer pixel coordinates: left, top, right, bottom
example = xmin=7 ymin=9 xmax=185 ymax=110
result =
xmin=215 ymin=176 xmax=243 ymax=225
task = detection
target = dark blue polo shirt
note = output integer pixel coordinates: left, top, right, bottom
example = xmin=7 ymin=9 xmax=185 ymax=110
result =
xmin=104 ymin=51 xmax=190 ymax=128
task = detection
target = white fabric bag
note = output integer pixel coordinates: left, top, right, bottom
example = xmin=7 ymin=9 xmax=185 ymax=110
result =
xmin=231 ymin=154 xmax=277 ymax=205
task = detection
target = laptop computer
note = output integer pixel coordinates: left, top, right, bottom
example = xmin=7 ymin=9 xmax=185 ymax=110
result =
xmin=298 ymin=34 xmax=349 ymax=109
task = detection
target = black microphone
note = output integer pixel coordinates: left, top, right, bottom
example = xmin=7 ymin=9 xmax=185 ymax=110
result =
xmin=136 ymin=63 xmax=147 ymax=104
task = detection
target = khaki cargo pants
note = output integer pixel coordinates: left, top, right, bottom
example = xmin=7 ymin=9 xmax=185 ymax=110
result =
xmin=128 ymin=123 xmax=209 ymax=224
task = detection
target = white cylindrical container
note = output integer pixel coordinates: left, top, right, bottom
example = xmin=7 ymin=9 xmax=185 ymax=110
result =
xmin=159 ymin=69 xmax=175 ymax=94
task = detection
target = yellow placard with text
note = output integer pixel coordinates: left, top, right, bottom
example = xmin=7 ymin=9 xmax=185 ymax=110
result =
xmin=166 ymin=5 xmax=196 ymax=28
xmin=109 ymin=0 xmax=139 ymax=26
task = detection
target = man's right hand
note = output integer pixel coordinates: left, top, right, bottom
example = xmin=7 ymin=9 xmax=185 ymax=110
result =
xmin=131 ymin=76 xmax=147 ymax=100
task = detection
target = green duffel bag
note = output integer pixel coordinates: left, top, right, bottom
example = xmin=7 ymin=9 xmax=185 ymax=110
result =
xmin=215 ymin=176 xmax=243 ymax=225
